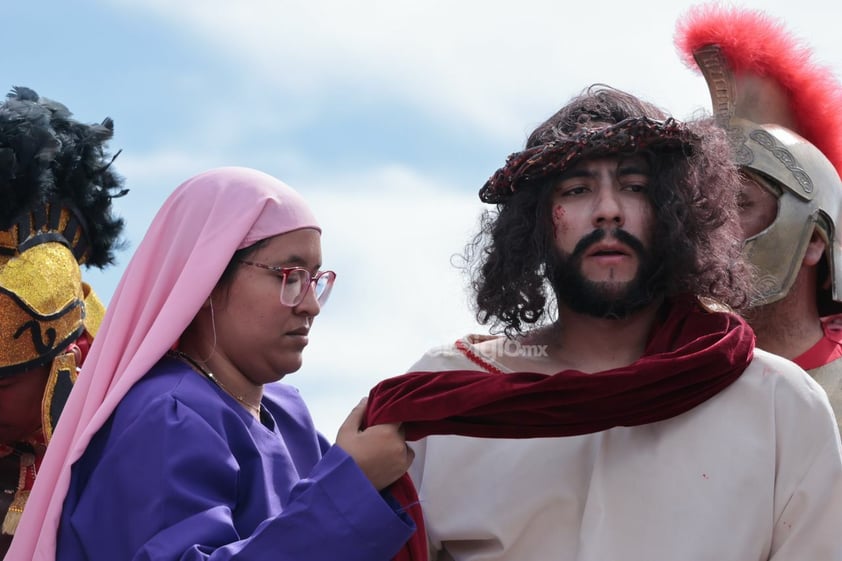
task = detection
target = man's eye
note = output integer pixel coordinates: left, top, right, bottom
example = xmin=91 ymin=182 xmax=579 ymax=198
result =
xmin=622 ymin=184 xmax=647 ymax=192
xmin=620 ymin=174 xmax=650 ymax=192
xmin=561 ymin=186 xmax=588 ymax=196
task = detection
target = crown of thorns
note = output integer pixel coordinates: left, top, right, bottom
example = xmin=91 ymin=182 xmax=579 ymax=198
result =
xmin=479 ymin=116 xmax=698 ymax=204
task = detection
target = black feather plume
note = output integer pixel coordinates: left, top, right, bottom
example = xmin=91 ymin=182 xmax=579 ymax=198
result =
xmin=0 ymin=86 xmax=127 ymax=268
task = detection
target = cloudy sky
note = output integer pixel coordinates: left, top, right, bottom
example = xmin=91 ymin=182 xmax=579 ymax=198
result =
xmin=6 ymin=0 xmax=840 ymax=436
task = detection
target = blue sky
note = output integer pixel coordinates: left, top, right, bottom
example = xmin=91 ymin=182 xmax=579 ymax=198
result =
xmin=5 ymin=0 xmax=840 ymax=435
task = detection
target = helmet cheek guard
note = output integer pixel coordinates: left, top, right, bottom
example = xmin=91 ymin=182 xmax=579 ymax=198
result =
xmin=734 ymin=120 xmax=842 ymax=311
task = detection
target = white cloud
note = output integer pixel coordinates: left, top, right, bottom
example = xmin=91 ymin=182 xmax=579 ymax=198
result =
xmin=105 ymin=0 xmax=841 ymax=143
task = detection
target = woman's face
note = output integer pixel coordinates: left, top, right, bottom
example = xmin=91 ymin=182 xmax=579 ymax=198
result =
xmin=210 ymin=228 xmax=324 ymax=384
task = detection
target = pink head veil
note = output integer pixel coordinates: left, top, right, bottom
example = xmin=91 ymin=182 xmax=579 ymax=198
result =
xmin=8 ymin=166 xmax=320 ymax=560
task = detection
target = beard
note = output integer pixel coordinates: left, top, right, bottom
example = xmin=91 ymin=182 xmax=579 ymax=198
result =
xmin=548 ymin=228 xmax=661 ymax=319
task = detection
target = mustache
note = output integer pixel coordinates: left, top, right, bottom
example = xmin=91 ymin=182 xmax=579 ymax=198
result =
xmin=571 ymin=228 xmax=647 ymax=258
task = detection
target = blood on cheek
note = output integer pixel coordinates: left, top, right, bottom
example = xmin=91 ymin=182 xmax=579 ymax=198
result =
xmin=552 ymin=204 xmax=567 ymax=238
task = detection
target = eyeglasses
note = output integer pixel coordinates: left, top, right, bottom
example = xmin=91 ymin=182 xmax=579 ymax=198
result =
xmin=239 ymin=260 xmax=336 ymax=307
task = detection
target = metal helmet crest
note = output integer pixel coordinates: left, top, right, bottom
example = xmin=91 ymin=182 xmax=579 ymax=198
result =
xmin=675 ymin=5 xmax=842 ymax=313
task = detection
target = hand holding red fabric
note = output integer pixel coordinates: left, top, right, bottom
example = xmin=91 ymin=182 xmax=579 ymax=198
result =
xmin=364 ymin=297 xmax=755 ymax=561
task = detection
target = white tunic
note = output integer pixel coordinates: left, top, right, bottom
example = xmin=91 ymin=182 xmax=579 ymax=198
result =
xmin=810 ymin=355 xmax=842 ymax=435
xmin=408 ymin=337 xmax=842 ymax=561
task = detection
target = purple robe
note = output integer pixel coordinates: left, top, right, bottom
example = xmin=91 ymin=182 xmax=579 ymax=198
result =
xmin=57 ymin=357 xmax=414 ymax=560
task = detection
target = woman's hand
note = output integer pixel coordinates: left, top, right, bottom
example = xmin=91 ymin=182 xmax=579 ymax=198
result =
xmin=336 ymin=398 xmax=414 ymax=490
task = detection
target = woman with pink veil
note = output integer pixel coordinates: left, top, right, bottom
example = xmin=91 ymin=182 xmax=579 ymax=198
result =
xmin=8 ymin=166 xmax=415 ymax=561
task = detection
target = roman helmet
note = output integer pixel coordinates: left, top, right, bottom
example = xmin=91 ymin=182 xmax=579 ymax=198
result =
xmin=675 ymin=5 xmax=842 ymax=313
xmin=0 ymin=86 xmax=126 ymax=440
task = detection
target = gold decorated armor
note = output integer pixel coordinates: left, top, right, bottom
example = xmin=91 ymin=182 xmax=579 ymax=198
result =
xmin=0 ymin=205 xmax=104 ymax=377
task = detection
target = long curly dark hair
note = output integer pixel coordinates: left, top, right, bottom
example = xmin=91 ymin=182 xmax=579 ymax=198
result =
xmin=467 ymin=85 xmax=752 ymax=335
